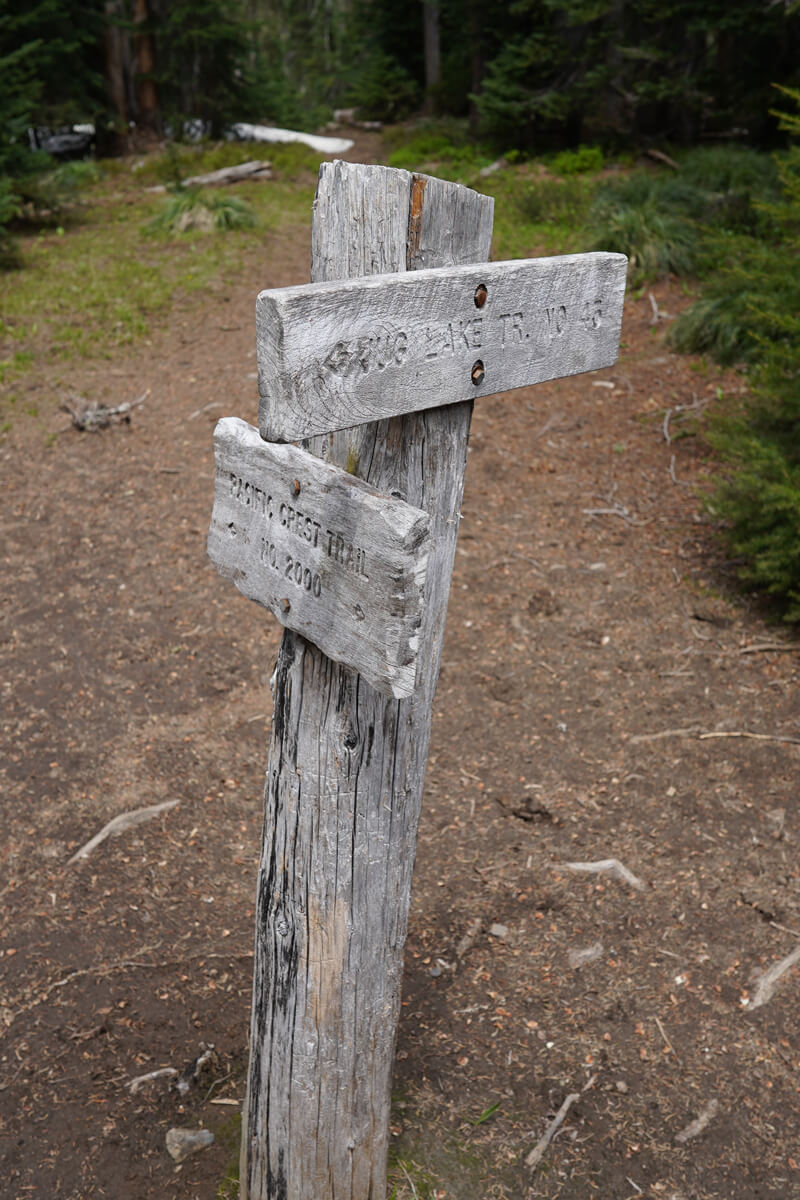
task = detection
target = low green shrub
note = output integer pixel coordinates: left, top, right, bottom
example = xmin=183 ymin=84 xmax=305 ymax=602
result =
xmin=551 ymin=144 xmax=604 ymax=175
xmin=385 ymin=126 xmax=486 ymax=174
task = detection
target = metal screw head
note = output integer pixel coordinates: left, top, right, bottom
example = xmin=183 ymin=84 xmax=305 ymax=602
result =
xmin=471 ymin=359 xmax=485 ymax=386
xmin=280 ymin=597 xmax=291 ymax=614
xmin=293 ymin=478 xmax=301 ymax=496
xmin=474 ymin=283 xmax=488 ymax=308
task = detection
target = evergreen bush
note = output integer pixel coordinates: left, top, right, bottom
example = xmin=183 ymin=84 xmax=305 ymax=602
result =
xmin=702 ymin=89 xmax=800 ymax=620
xmin=551 ymin=145 xmax=604 ymax=175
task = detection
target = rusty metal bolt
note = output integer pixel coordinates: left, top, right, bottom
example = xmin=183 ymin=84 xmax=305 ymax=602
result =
xmin=474 ymin=283 xmax=488 ymax=308
xmin=471 ymin=359 xmax=485 ymax=386
xmin=280 ymin=597 xmax=291 ymax=614
xmin=293 ymin=478 xmax=301 ymax=496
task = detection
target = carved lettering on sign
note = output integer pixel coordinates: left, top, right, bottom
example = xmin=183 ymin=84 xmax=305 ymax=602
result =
xmin=227 ymin=470 xmax=371 ymax=582
xmin=207 ymin=418 xmax=430 ymax=698
xmin=322 ymin=329 xmax=409 ymax=379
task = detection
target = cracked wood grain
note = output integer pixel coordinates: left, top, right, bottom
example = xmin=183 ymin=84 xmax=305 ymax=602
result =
xmin=239 ymin=162 xmax=493 ymax=1200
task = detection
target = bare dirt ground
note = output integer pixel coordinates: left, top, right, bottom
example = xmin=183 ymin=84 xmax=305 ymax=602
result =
xmin=1 ymin=143 xmax=799 ymax=1200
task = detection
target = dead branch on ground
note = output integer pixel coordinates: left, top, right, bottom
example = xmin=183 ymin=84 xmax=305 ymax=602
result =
xmin=748 ymin=944 xmax=800 ymax=1010
xmin=60 ymin=391 xmax=147 ymax=431
xmin=560 ymin=858 xmax=645 ymax=891
xmin=68 ymin=799 xmax=179 ymax=864
xmin=675 ymin=1099 xmax=719 ymax=1144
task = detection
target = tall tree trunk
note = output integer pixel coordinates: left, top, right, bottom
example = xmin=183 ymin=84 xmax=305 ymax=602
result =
xmin=422 ymin=0 xmax=441 ymax=114
xmin=104 ymin=0 xmax=128 ymax=126
xmin=132 ymin=0 xmax=159 ymax=131
xmin=467 ymin=0 xmax=482 ymax=136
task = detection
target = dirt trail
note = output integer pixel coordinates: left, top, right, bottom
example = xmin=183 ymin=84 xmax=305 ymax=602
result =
xmin=1 ymin=150 xmax=799 ymax=1200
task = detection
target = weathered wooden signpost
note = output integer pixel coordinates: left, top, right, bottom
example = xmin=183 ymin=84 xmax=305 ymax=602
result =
xmin=208 ymin=161 xmax=626 ymax=1200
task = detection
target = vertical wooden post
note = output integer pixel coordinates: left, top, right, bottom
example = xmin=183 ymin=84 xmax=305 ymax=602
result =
xmin=240 ymin=163 xmax=493 ymax=1200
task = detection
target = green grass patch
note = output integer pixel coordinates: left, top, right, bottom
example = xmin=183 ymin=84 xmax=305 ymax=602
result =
xmin=486 ymin=170 xmax=596 ymax=258
xmin=0 ymin=144 xmax=322 ymax=402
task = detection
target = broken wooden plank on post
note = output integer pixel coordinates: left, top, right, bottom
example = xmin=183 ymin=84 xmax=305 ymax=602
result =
xmin=256 ymin=251 xmax=627 ymax=440
xmin=207 ymin=416 xmax=430 ymax=698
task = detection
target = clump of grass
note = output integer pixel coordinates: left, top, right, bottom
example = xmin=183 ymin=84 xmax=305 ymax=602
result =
xmin=679 ymin=144 xmax=781 ymax=199
xmin=146 ymin=187 xmax=256 ymax=234
xmin=668 ymin=290 xmax=756 ymax=364
xmin=588 ymin=175 xmax=698 ymax=277
xmin=587 ymin=146 xmax=780 ymax=280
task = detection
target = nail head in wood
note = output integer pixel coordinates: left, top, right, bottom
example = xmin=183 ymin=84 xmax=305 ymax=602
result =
xmin=474 ymin=282 xmax=487 ymax=308
xmin=471 ymin=359 xmax=485 ymax=386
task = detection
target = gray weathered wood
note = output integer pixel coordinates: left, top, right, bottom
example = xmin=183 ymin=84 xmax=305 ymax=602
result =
xmin=207 ymin=416 xmax=430 ymax=698
xmin=257 ymin=251 xmax=627 ymax=440
xmin=240 ymin=163 xmax=494 ymax=1200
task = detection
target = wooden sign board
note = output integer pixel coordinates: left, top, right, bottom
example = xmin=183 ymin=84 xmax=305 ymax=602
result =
xmin=257 ymin=251 xmax=627 ymax=441
xmin=207 ymin=417 xmax=430 ymax=698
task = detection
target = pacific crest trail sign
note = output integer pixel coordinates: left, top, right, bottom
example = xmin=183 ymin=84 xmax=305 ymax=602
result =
xmin=207 ymin=161 xmax=626 ymax=1200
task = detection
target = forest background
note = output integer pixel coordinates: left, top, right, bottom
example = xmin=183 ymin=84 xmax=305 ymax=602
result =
xmin=2 ymin=0 xmax=800 ymax=614
xmin=3 ymin=0 xmax=800 ymax=151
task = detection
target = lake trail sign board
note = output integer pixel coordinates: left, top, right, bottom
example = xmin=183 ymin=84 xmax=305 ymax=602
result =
xmin=257 ymin=252 xmax=627 ymax=441
xmin=208 ymin=161 xmax=627 ymax=1200
xmin=208 ymin=417 xmax=430 ymax=698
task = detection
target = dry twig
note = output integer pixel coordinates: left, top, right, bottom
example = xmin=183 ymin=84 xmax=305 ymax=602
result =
xmin=699 ymin=730 xmax=800 ymax=746
xmin=630 ymin=727 xmax=800 ymax=747
xmin=646 ymin=148 xmax=681 ymax=170
xmin=6 ymin=948 xmax=253 ymax=1026
xmin=739 ymin=642 xmax=797 ymax=655
xmin=748 ymin=944 xmax=800 ymax=1011
xmin=560 ymin=858 xmax=645 ymax=891
xmin=675 ymin=1099 xmax=719 ymax=1144
xmin=654 ymin=1015 xmax=677 ymax=1059
xmin=68 ymin=799 xmax=179 ymax=864
xmin=525 ymin=1092 xmax=581 ymax=1168
xmin=128 ymin=1067 xmax=178 ymax=1094
xmin=582 ymin=502 xmax=651 ymax=527
xmin=455 ymin=917 xmax=483 ymax=961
